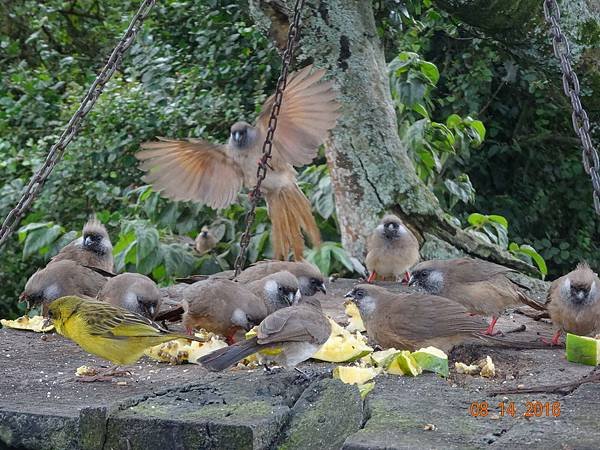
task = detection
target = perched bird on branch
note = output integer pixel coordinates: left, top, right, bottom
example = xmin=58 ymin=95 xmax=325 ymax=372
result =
xmin=46 ymin=296 xmax=206 ymax=366
xmin=195 ymin=226 xmax=218 ymax=255
xmin=97 ymin=273 xmax=161 ymax=320
xmin=408 ymin=257 xmax=546 ymax=335
xmin=20 ymin=260 xmax=107 ymax=314
xmin=136 ymin=65 xmax=339 ymax=260
xmin=345 ymin=284 xmax=551 ymax=352
xmin=181 ymin=271 xmax=300 ymax=343
xmin=197 ymin=296 xmax=330 ymax=371
xmin=51 ymin=217 xmax=114 ymax=272
xmin=547 ymin=262 xmax=600 ymax=345
xmin=365 ymin=214 xmax=419 ymax=283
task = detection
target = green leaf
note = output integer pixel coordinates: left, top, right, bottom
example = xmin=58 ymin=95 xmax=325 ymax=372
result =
xmin=412 ymin=103 xmax=429 ymax=118
xmin=487 ymin=215 xmax=508 ymax=229
xmin=23 ymin=225 xmax=64 ymax=259
xmin=329 ymin=244 xmax=354 ymax=272
xmin=512 ymin=244 xmax=548 ymax=279
xmin=446 ymin=114 xmax=461 ymax=128
xmin=467 ymin=213 xmax=487 ymax=227
xmin=470 ymin=120 xmax=486 ymax=140
xmin=419 ymin=61 xmax=439 ymax=85
xmin=162 ymin=243 xmax=196 ymax=277
xmin=135 ymin=226 xmax=159 ymax=264
xmin=18 ymin=222 xmax=52 ymax=243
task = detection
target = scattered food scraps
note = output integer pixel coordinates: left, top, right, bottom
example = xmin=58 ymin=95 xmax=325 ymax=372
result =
xmin=1 ymin=315 xmax=54 ymax=333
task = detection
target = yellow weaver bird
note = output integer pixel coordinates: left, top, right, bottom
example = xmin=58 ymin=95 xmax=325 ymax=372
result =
xmin=47 ymin=296 xmax=206 ymax=365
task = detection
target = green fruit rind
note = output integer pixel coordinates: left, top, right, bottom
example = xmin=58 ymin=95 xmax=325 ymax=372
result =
xmin=358 ymin=382 xmax=375 ymax=399
xmin=412 ymin=346 xmax=449 ymax=377
xmin=566 ymin=333 xmax=600 ymax=366
xmin=387 ymin=350 xmax=422 ymax=376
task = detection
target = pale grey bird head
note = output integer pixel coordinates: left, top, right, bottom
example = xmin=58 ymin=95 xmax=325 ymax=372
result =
xmin=408 ymin=267 xmax=444 ymax=294
xmin=261 ymin=271 xmax=300 ymax=312
xmin=560 ymin=277 xmax=598 ymax=306
xmin=344 ymin=285 xmax=379 ymax=320
xmin=378 ymin=214 xmax=408 ymax=241
xmin=229 ymin=121 xmax=258 ymax=150
xmin=82 ymin=219 xmax=112 ymax=256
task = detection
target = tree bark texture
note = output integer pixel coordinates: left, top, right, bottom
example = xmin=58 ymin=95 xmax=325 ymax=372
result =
xmin=250 ymin=0 xmax=546 ymax=275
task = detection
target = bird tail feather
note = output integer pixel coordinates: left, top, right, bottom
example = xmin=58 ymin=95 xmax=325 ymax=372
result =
xmin=266 ymin=184 xmax=320 ymax=260
xmin=517 ymin=292 xmax=547 ymax=311
xmin=197 ymin=337 xmax=262 ymax=371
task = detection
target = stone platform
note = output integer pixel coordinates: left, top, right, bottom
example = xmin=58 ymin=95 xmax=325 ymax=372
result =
xmin=1 ymin=278 xmax=599 ymax=449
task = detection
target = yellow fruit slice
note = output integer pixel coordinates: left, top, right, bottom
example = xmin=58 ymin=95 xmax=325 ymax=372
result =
xmin=566 ymin=333 xmax=600 ymax=366
xmin=454 ymin=362 xmax=480 ymax=375
xmin=145 ymin=338 xmax=191 ymax=364
xmin=479 ymin=356 xmax=495 ymax=378
xmin=386 ymin=350 xmax=422 ymax=376
xmin=344 ymin=301 xmax=366 ymax=332
xmin=412 ymin=346 xmax=449 ymax=377
xmin=368 ymin=348 xmax=400 ymax=367
xmin=1 ymin=315 xmax=54 ymax=333
xmin=358 ymin=382 xmax=375 ymax=399
xmin=188 ymin=337 xmax=228 ymax=363
xmin=312 ymin=319 xmax=373 ymax=363
xmin=333 ymin=366 xmax=381 ymax=385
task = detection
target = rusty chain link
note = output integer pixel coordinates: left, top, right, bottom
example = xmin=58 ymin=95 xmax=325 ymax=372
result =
xmin=0 ymin=0 xmax=156 ymax=250
xmin=233 ymin=0 xmax=306 ymax=277
xmin=543 ymin=0 xmax=600 ymax=215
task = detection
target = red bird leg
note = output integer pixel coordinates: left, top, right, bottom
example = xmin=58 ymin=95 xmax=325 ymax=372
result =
xmin=551 ymin=329 xmax=562 ymax=345
xmin=401 ymin=271 xmax=410 ymax=285
xmin=541 ymin=329 xmax=562 ymax=346
xmin=366 ymin=271 xmax=377 ymax=283
xmin=186 ymin=327 xmax=195 ymax=336
xmin=484 ymin=316 xmax=499 ymax=335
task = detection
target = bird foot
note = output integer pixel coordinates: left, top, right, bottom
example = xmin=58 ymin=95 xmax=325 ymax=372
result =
xmin=366 ymin=272 xmax=376 ymax=283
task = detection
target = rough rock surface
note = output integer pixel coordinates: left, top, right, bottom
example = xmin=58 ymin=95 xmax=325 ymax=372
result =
xmin=1 ymin=278 xmax=599 ymax=449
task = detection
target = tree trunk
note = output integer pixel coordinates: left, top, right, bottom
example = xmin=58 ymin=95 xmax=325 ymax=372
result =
xmin=249 ymin=0 xmax=540 ymax=275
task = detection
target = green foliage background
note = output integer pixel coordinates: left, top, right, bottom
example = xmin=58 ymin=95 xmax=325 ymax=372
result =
xmin=0 ymin=0 xmax=597 ymax=318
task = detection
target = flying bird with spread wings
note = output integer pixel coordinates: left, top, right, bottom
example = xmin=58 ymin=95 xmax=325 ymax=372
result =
xmin=136 ymin=65 xmax=340 ymax=260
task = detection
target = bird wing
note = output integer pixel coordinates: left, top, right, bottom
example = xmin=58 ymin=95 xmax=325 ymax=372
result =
xmin=257 ymin=305 xmax=328 ymax=344
xmin=136 ymin=137 xmax=244 ymax=209
xmin=443 ymin=258 xmax=514 ymax=284
xmin=385 ymin=294 xmax=487 ymax=340
xmin=255 ymin=65 xmax=339 ymax=167
xmin=84 ymin=302 xmax=167 ymax=339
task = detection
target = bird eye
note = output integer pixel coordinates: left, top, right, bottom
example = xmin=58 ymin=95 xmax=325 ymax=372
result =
xmin=311 ymin=278 xmax=319 ymax=286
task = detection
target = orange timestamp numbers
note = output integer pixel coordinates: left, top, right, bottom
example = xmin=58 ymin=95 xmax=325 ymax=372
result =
xmin=469 ymin=401 xmax=561 ymax=418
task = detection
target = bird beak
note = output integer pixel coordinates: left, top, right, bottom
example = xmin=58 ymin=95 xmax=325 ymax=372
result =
xmin=42 ymin=317 xmax=52 ymax=329
xmin=232 ymin=131 xmax=243 ymax=144
xmin=201 ymin=231 xmax=208 ymax=238
xmin=18 ymin=292 xmax=26 ymax=303
xmin=407 ymin=274 xmax=415 ymax=286
xmin=84 ymin=236 xmax=93 ymax=246
xmin=286 ymin=291 xmax=296 ymax=305
xmin=147 ymin=305 xmax=156 ymax=318
xmin=294 ymin=289 xmax=301 ymax=303
xmin=344 ymin=290 xmax=354 ymax=299
xmin=318 ymin=283 xmax=327 ymax=295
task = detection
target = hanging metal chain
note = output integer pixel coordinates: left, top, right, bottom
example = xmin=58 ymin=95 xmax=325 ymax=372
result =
xmin=0 ymin=0 xmax=156 ymax=250
xmin=543 ymin=0 xmax=600 ymax=215
xmin=233 ymin=0 xmax=306 ymax=277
